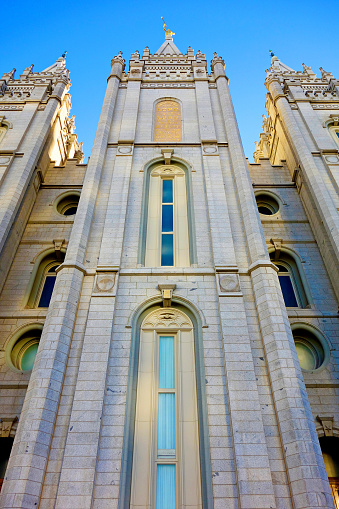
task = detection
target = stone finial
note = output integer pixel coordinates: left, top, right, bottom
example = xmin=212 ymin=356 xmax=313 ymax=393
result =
xmin=302 ymin=63 xmax=316 ymax=76
xmin=319 ymin=67 xmax=334 ymax=80
xmin=20 ymin=64 xmax=34 ymax=80
xmin=2 ymin=68 xmax=16 ymax=81
xmin=142 ymin=46 xmax=150 ymax=59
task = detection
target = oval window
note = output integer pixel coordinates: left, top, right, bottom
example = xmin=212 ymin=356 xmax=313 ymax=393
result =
xmin=10 ymin=329 xmax=42 ymax=372
xmin=255 ymin=193 xmax=280 ymax=215
xmin=293 ymin=328 xmax=325 ymax=371
xmin=56 ymin=194 xmax=80 ymax=216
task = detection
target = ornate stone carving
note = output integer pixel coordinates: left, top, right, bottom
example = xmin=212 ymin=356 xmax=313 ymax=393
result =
xmin=142 ymin=308 xmax=192 ymax=330
xmin=151 ymin=165 xmax=185 ymax=177
xmin=0 ymin=156 xmax=10 ymax=165
xmin=95 ymin=273 xmax=116 ymax=293
xmin=219 ymin=273 xmax=240 ymax=293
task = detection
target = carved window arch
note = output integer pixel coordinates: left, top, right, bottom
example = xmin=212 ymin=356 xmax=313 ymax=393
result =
xmin=130 ymin=307 xmax=202 ymax=508
xmin=27 ymin=251 xmax=65 ymax=308
xmin=154 ymin=100 xmax=182 ymax=142
xmin=145 ymin=165 xmax=190 ymax=267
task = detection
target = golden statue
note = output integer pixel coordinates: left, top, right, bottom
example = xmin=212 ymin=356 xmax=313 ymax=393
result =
xmin=161 ymin=17 xmax=175 ymax=37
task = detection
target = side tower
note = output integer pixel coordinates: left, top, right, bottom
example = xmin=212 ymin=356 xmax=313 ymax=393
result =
xmin=0 ymin=31 xmax=337 ymax=509
xmin=255 ymin=56 xmax=339 ymax=300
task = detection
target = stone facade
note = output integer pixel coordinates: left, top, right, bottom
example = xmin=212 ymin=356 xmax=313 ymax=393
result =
xmin=0 ymin=32 xmax=338 ymax=509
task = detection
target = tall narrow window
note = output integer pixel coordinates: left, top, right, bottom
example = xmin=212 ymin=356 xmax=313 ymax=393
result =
xmin=27 ymin=252 xmax=65 ymax=308
xmin=276 ymin=263 xmax=299 ymax=307
xmin=154 ymin=100 xmax=181 ymax=142
xmin=145 ymin=166 xmax=190 ymax=267
xmin=130 ymin=308 xmax=202 ymax=508
xmin=270 ymin=251 xmax=309 ymax=308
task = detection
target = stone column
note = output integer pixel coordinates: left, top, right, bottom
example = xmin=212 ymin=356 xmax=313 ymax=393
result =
xmin=212 ymin=54 xmax=334 ymax=509
xmin=0 ymin=54 xmax=125 ymax=509
xmin=54 ymin=59 xmax=140 ymax=509
xmin=195 ymin=61 xmax=276 ymax=508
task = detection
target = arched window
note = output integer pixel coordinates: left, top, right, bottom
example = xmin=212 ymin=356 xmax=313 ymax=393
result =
xmin=145 ymin=165 xmax=190 ymax=267
xmin=319 ymin=436 xmax=339 ymax=508
xmin=27 ymin=252 xmax=65 ymax=308
xmin=154 ymin=100 xmax=182 ymax=142
xmin=130 ymin=307 xmax=202 ymax=508
xmin=270 ymin=250 xmax=309 ymax=308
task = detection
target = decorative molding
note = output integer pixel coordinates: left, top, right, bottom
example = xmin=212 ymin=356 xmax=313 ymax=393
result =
xmin=324 ymin=154 xmax=339 ymax=164
xmin=0 ymin=105 xmax=24 ymax=110
xmin=312 ymin=104 xmax=339 ymax=110
xmin=142 ymin=308 xmax=192 ymax=330
xmin=94 ymin=273 xmax=116 ymax=293
xmin=117 ymin=143 xmax=133 ymax=155
xmin=141 ymin=82 xmax=195 ymax=89
xmin=202 ymin=142 xmax=218 ymax=155
xmin=151 ymin=165 xmax=185 ymax=177
xmin=218 ymin=273 xmax=241 ymax=294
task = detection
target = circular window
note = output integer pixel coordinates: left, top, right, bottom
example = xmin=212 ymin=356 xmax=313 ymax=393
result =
xmin=10 ymin=329 xmax=42 ymax=372
xmin=292 ymin=327 xmax=327 ymax=372
xmin=255 ymin=193 xmax=280 ymax=215
xmin=55 ymin=193 xmax=80 ymax=216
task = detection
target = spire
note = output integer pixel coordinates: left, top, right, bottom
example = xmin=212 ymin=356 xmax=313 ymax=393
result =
xmin=155 ymin=17 xmax=182 ymax=55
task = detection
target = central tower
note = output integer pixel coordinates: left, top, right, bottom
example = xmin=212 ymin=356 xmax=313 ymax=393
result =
xmin=1 ymin=26 xmax=336 ymax=509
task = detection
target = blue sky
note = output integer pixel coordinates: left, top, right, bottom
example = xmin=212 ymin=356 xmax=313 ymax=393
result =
xmin=2 ymin=0 xmax=338 ymax=161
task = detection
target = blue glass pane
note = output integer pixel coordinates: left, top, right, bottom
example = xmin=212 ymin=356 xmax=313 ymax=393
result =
xmin=38 ymin=275 xmax=56 ymax=307
xmin=21 ymin=343 xmax=39 ymax=371
xmin=159 ymin=337 xmax=175 ymax=389
xmin=161 ymin=235 xmax=174 ymax=266
xmin=162 ymin=180 xmax=173 ymax=203
xmin=278 ymin=275 xmax=298 ymax=307
xmin=336 ymin=132 xmax=339 ymax=139
xmin=158 ymin=393 xmax=175 ymax=450
xmin=156 ymin=464 xmax=176 ymax=509
xmin=162 ymin=205 xmax=173 ymax=232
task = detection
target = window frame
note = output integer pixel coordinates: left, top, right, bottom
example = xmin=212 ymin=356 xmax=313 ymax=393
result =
xmin=26 ymin=251 xmax=65 ymax=308
xmin=142 ymin=163 xmax=194 ymax=268
xmin=269 ymin=248 xmax=312 ymax=309
xmin=130 ymin=307 xmax=204 ymax=509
